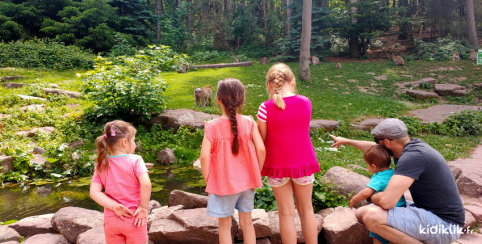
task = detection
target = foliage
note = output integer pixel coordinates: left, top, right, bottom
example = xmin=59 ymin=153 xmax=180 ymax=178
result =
xmin=443 ymin=110 xmax=482 ymax=136
xmin=312 ymin=176 xmax=350 ymax=211
xmin=254 ymin=178 xmax=278 ymax=211
xmin=413 ymin=37 xmax=473 ymax=61
xmin=189 ymin=50 xmax=236 ymax=64
xmin=0 ymin=39 xmax=94 ymax=70
xmin=420 ymin=82 xmax=434 ymax=90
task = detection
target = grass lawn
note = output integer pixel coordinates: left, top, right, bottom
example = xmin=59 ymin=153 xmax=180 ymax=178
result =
xmin=0 ymin=59 xmax=481 ymax=181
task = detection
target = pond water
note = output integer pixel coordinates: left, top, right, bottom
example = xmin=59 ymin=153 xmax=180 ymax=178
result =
xmin=0 ymin=166 xmax=206 ymax=222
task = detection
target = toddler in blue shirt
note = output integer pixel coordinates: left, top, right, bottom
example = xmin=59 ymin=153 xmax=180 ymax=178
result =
xmin=350 ymin=145 xmax=406 ymax=244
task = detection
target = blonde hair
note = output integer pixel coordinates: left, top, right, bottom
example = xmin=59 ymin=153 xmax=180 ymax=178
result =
xmin=266 ymin=63 xmax=296 ymax=109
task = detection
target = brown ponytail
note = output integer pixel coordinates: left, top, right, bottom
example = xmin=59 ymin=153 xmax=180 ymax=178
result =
xmin=266 ymin=63 xmax=296 ymax=109
xmin=95 ymin=120 xmax=137 ymax=174
xmin=216 ymin=78 xmax=245 ymax=156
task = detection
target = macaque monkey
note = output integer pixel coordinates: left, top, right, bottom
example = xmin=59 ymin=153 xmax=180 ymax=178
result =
xmin=336 ymin=63 xmax=341 ymax=69
xmin=309 ymin=56 xmax=320 ymax=65
xmin=470 ymin=50 xmax=477 ymax=61
xmin=194 ymin=85 xmax=213 ymax=107
xmin=453 ymin=52 xmax=460 ymax=62
xmin=392 ymin=56 xmax=405 ymax=66
xmin=178 ymin=62 xmax=190 ymax=73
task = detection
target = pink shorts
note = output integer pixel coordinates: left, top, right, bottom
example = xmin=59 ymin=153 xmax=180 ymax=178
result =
xmin=104 ymin=214 xmax=147 ymax=244
xmin=267 ymin=174 xmax=315 ymax=187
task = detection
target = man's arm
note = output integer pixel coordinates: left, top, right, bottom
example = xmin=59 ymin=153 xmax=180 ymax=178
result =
xmin=371 ymin=175 xmax=414 ymax=209
xmin=329 ymin=135 xmax=376 ymax=152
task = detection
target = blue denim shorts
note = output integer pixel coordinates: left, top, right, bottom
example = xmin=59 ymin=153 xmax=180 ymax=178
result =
xmin=206 ymin=189 xmax=255 ymax=218
xmin=385 ymin=203 xmax=462 ymax=244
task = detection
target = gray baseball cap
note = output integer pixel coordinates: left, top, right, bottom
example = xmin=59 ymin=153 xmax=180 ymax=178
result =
xmin=371 ymin=118 xmax=408 ymax=139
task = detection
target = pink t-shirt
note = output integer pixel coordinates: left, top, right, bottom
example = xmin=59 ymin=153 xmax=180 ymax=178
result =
xmin=204 ymin=115 xmax=263 ymax=195
xmin=257 ymin=95 xmax=320 ymax=178
xmin=91 ymin=154 xmax=148 ymax=217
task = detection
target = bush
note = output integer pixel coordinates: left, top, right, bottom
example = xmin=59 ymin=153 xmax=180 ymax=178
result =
xmin=444 ymin=110 xmax=482 ymax=136
xmin=189 ymin=50 xmax=234 ymax=64
xmin=414 ymin=37 xmax=473 ymax=61
xmin=312 ymin=176 xmax=350 ymax=211
xmin=0 ymin=39 xmax=94 ymax=70
xmin=80 ymin=54 xmax=168 ymax=119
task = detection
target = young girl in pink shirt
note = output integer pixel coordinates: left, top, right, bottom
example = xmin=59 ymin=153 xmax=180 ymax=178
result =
xmin=90 ymin=120 xmax=152 ymax=244
xmin=200 ymin=78 xmax=265 ymax=244
xmin=257 ymin=63 xmax=320 ymax=244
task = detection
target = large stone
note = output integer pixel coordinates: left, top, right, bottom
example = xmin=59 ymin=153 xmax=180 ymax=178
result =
xmin=464 ymin=211 xmax=477 ymax=230
xmin=148 ymin=200 xmax=162 ymax=214
xmin=22 ymin=233 xmax=70 ymax=244
xmin=309 ymin=120 xmax=341 ymax=131
xmin=464 ymin=205 xmax=482 ymax=224
xmin=1 ymin=76 xmax=26 ymax=82
xmin=156 ymin=148 xmax=176 ymax=164
xmin=352 ymin=118 xmax=385 ymax=131
xmin=0 ymin=226 xmax=20 ymax=242
xmin=30 ymin=154 xmax=47 ymax=166
xmin=33 ymin=146 xmax=46 ymax=155
xmin=16 ymin=94 xmax=47 ymax=101
xmin=15 ymin=127 xmax=55 ymax=137
xmin=321 ymin=166 xmax=370 ymax=207
xmin=322 ymin=207 xmax=371 ymax=244
xmin=234 ymin=209 xmax=272 ymax=240
xmin=76 ymin=225 xmax=105 ymax=244
xmin=411 ymin=105 xmax=482 ymax=124
xmin=49 ymin=84 xmax=60 ymax=88
xmin=3 ymin=83 xmax=26 ymax=89
xmin=406 ymin=90 xmax=440 ymax=100
xmin=168 ymin=190 xmax=208 ymax=209
xmin=43 ymin=88 xmax=80 ymax=98
xmin=476 ymin=83 xmax=482 ymax=90
xmin=67 ymin=140 xmax=84 ymax=149
xmin=267 ymin=210 xmax=323 ymax=244
xmin=148 ymin=218 xmax=189 ymax=243
xmin=449 ymin=159 xmax=482 ymax=199
xmin=435 ymin=84 xmax=466 ymax=97
xmin=147 ymin=205 xmax=185 ymax=229
xmin=193 ymin=158 xmax=201 ymax=172
xmin=146 ymin=109 xmax=220 ymax=130
xmin=453 ymin=232 xmax=482 ymax=244
xmin=1 ymin=241 xmax=20 ymax=244
xmin=399 ymin=77 xmax=437 ymax=88
xmin=51 ymin=207 xmax=103 ymax=243
xmin=8 ymin=214 xmax=56 ymax=236
xmin=20 ymin=104 xmax=44 ymax=112
xmin=0 ymin=155 xmax=14 ymax=173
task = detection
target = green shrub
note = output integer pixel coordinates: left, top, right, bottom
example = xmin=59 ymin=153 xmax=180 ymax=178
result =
xmin=414 ymin=37 xmax=473 ymax=61
xmin=443 ymin=110 xmax=482 ymax=136
xmin=312 ymin=176 xmax=350 ymax=211
xmin=80 ymin=55 xmax=168 ymax=119
xmin=189 ymin=50 xmax=234 ymax=64
xmin=399 ymin=116 xmax=423 ymax=135
xmin=0 ymin=39 xmax=94 ymax=70
xmin=420 ymin=82 xmax=434 ymax=90
xmin=254 ymin=178 xmax=278 ymax=211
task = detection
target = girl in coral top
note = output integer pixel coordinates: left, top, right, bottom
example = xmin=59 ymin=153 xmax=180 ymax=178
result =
xmin=257 ymin=63 xmax=320 ymax=244
xmin=200 ymin=78 xmax=265 ymax=244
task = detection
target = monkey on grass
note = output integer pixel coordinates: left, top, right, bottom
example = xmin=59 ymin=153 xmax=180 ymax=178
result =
xmin=336 ymin=63 xmax=341 ymax=69
xmin=194 ymin=85 xmax=213 ymax=107
xmin=453 ymin=52 xmax=460 ymax=62
xmin=470 ymin=50 xmax=477 ymax=61
xmin=392 ymin=56 xmax=405 ymax=66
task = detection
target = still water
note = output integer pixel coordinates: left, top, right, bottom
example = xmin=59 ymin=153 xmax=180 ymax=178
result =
xmin=0 ymin=166 xmax=206 ymax=222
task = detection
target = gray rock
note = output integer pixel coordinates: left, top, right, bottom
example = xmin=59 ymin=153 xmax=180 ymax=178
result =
xmin=156 ymin=148 xmax=176 ymax=164
xmin=16 ymin=94 xmax=47 ymax=101
xmin=464 ymin=211 xmax=477 ymax=230
xmin=148 ymin=200 xmax=162 ymax=214
xmin=76 ymin=225 xmax=105 ymax=244
xmin=321 ymin=166 xmax=370 ymax=208
xmin=352 ymin=118 xmax=385 ymax=131
xmin=22 ymin=233 xmax=70 ymax=244
xmin=168 ymin=190 xmax=208 ymax=209
xmin=67 ymin=140 xmax=84 ymax=149
xmin=43 ymin=88 xmax=80 ymax=98
xmin=1 ymin=76 xmax=26 ymax=82
xmin=0 ymin=155 xmax=14 ymax=173
xmin=0 ymin=225 xmax=20 ymax=242
xmin=318 ymin=208 xmax=335 ymax=218
xmin=476 ymin=83 xmax=482 ymax=90
xmin=146 ymin=109 xmax=220 ymax=130
xmin=454 ymin=232 xmax=482 ymax=244
xmin=8 ymin=214 xmax=56 ymax=237
xmin=33 ymin=147 xmax=46 ymax=155
xmin=322 ymin=207 xmax=371 ymax=244
xmin=49 ymin=84 xmax=60 ymax=88
xmin=3 ymin=83 xmax=26 ymax=89
xmin=449 ymin=159 xmax=482 ymax=198
xmin=20 ymin=104 xmax=44 ymax=112
xmin=1 ymin=241 xmax=20 ymax=244
xmin=51 ymin=207 xmax=104 ymax=243
xmin=147 ymin=205 xmax=185 ymax=229
xmin=405 ymin=90 xmax=440 ymax=100
xmin=234 ymin=209 xmax=272 ymax=240
xmin=15 ymin=127 xmax=55 ymax=137
xmin=346 ymin=164 xmax=368 ymax=172
xmin=309 ymin=120 xmax=341 ymax=131
xmin=434 ymin=84 xmax=466 ymax=97
xmin=464 ymin=205 xmax=482 ymax=224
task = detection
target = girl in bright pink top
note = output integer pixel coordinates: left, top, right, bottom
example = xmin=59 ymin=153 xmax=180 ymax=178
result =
xmin=257 ymin=63 xmax=320 ymax=244
xmin=90 ymin=120 xmax=152 ymax=244
xmin=200 ymin=78 xmax=265 ymax=244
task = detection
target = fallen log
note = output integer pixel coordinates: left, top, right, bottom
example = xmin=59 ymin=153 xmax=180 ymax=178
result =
xmin=193 ymin=61 xmax=252 ymax=69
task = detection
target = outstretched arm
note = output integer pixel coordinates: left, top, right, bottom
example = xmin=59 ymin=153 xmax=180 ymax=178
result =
xmin=329 ymin=134 xmax=376 ymax=152
xmin=371 ymin=175 xmax=414 ymax=209
xmin=350 ymin=187 xmax=376 ymax=208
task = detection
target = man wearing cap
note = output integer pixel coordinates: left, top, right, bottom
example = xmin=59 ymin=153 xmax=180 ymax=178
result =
xmin=330 ymin=118 xmax=464 ymax=244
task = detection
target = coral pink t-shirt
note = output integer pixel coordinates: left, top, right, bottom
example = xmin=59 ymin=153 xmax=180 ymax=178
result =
xmin=204 ymin=115 xmax=263 ymax=195
xmin=257 ymin=95 xmax=320 ymax=178
xmin=91 ymin=154 xmax=148 ymax=217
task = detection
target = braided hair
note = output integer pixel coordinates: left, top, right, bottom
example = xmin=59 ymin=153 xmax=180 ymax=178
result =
xmin=266 ymin=63 xmax=296 ymax=109
xmin=216 ymin=78 xmax=245 ymax=155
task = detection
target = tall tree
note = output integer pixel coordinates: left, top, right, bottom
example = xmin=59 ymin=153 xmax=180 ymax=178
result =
xmin=287 ymin=0 xmax=292 ymax=33
xmin=466 ymin=0 xmax=479 ymax=46
xmin=156 ymin=0 xmax=162 ymax=43
xmin=299 ymin=0 xmax=312 ymax=83
xmin=349 ymin=0 xmax=360 ymax=59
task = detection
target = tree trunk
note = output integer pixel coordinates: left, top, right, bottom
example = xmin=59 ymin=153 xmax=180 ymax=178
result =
xmin=398 ymin=0 xmax=409 ymax=39
xmin=466 ymin=0 xmax=479 ymax=47
xmin=177 ymin=0 xmax=181 ymax=9
xmin=287 ymin=0 xmax=292 ymax=33
xmin=322 ymin=0 xmax=329 ymax=7
xmin=263 ymin=0 xmax=268 ymax=44
xmin=187 ymin=0 xmax=192 ymax=30
xmin=283 ymin=0 xmax=287 ymax=36
xmin=156 ymin=0 xmax=162 ymax=43
xmin=393 ymin=0 xmax=396 ymax=8
xmin=299 ymin=0 xmax=312 ymax=83
xmin=350 ymin=0 xmax=360 ymax=59
xmin=224 ymin=0 xmax=229 ymax=15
